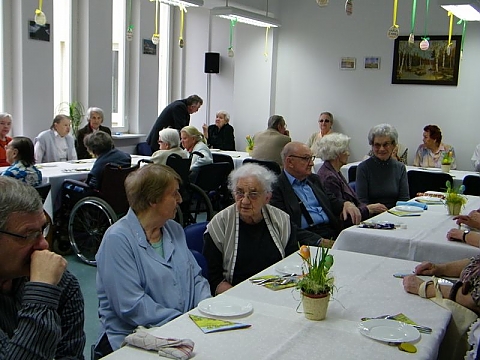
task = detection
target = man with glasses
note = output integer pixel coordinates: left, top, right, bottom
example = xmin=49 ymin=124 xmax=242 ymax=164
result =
xmin=271 ymin=142 xmax=362 ymax=247
xmin=251 ymin=115 xmax=291 ymax=166
xmin=0 ymin=177 xmax=85 ymax=359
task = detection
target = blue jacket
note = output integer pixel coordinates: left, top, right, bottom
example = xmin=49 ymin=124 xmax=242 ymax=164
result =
xmin=86 ymin=148 xmax=131 ymax=189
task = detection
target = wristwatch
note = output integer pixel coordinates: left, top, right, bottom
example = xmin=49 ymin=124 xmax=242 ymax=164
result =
xmin=463 ymin=230 xmax=471 ymax=243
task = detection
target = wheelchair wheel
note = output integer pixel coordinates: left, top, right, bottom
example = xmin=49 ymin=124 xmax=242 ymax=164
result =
xmin=68 ymin=197 xmax=117 ymax=266
xmin=181 ymin=183 xmax=214 ymax=227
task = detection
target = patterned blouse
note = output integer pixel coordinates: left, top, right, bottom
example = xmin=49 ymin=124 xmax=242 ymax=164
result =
xmin=1 ymin=160 xmax=42 ymax=187
xmin=450 ymin=255 xmax=480 ymax=308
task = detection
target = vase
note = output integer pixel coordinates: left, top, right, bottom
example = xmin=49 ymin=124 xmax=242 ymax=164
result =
xmin=447 ymin=202 xmax=462 ymax=216
xmin=246 ymin=147 xmax=253 ymax=156
xmin=441 ymin=164 xmax=451 ymax=173
xmin=301 ymin=292 xmax=330 ymax=321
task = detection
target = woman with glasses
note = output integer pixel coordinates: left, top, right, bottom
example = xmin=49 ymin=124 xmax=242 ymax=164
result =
xmin=356 ymin=124 xmax=409 ymax=209
xmin=306 ymin=111 xmax=334 ymax=157
xmin=316 ymin=133 xmax=387 ymax=220
xmin=203 ymin=163 xmax=298 ymax=295
xmin=150 ymin=128 xmax=188 ymax=165
xmin=1 ymin=136 xmax=42 ymax=186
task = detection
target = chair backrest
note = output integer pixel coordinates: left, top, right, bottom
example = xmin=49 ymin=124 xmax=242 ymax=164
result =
xmin=194 ymin=162 xmax=233 ymax=193
xmin=190 ymin=249 xmax=209 ymax=279
xmin=348 ymin=165 xmax=357 ymax=183
xmin=463 ymin=175 xmax=480 ymax=196
xmin=34 ymin=183 xmax=52 ymax=204
xmin=407 ymin=170 xmax=453 ymax=198
xmin=184 ymin=221 xmax=208 ymax=253
xmin=212 ymin=153 xmax=234 ymax=171
xmin=166 ymin=154 xmax=192 ymax=185
xmin=100 ymin=163 xmax=140 ymax=214
xmin=136 ymin=142 xmax=153 ymax=156
xmin=242 ymin=158 xmax=281 ymax=175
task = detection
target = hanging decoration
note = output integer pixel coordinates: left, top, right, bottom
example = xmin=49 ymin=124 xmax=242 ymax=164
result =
xmin=34 ymin=0 xmax=46 ymax=26
xmin=228 ymin=19 xmax=236 ymax=58
xmin=179 ymin=5 xmax=186 ymax=48
xmin=419 ymin=0 xmax=430 ymax=51
xmin=345 ymin=0 xmax=353 ymax=16
xmin=408 ymin=0 xmax=417 ymax=44
xmin=152 ymin=0 xmax=160 ymax=45
xmin=264 ymin=26 xmax=270 ymax=61
xmin=458 ymin=19 xmax=466 ymax=59
xmin=446 ymin=11 xmax=454 ymax=55
xmin=126 ymin=0 xmax=134 ymax=41
xmin=387 ymin=0 xmax=399 ymax=39
xmin=316 ymin=0 xmax=329 ymax=6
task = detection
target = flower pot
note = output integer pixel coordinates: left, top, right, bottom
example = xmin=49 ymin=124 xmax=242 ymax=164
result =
xmin=301 ymin=292 xmax=330 ymax=321
xmin=447 ymin=202 xmax=462 ymax=216
xmin=246 ymin=147 xmax=253 ymax=156
xmin=441 ymin=164 xmax=451 ymax=173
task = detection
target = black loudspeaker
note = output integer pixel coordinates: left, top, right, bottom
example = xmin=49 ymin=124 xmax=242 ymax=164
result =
xmin=204 ymin=52 xmax=220 ymax=74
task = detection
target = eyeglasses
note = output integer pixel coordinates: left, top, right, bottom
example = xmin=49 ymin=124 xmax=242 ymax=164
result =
xmin=234 ymin=191 xmax=265 ymax=200
xmin=0 ymin=223 xmax=50 ymax=244
xmin=373 ymin=142 xmax=393 ymax=149
xmin=318 ymin=119 xmax=331 ymax=123
xmin=289 ymin=155 xmax=316 ymax=162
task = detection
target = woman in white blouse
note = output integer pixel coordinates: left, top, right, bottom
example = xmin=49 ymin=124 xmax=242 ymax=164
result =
xmin=34 ymin=115 xmax=77 ymax=163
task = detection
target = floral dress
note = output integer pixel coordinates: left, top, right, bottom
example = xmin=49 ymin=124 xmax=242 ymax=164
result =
xmin=450 ymin=256 xmax=480 ymax=307
xmin=1 ymin=160 xmax=42 ymax=186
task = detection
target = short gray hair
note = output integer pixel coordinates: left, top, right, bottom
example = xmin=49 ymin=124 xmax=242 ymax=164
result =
xmin=317 ymin=133 xmax=350 ymax=161
xmin=87 ymin=107 xmax=104 ymax=121
xmin=228 ymin=163 xmax=277 ymax=193
xmin=216 ymin=110 xmax=230 ymax=123
xmin=181 ymin=125 xmax=206 ymax=144
xmin=0 ymin=177 xmax=43 ymax=230
xmin=84 ymin=131 xmax=114 ymax=156
xmin=267 ymin=115 xmax=285 ymax=130
xmin=0 ymin=112 xmax=12 ymax=122
xmin=159 ymin=128 xmax=181 ymax=148
xmin=368 ymin=124 xmax=398 ymax=146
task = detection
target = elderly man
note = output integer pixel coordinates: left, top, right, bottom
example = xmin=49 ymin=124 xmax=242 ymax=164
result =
xmin=0 ymin=177 xmax=85 ymax=359
xmin=251 ymin=115 xmax=291 ymax=166
xmin=271 ymin=142 xmax=361 ymax=247
xmin=146 ymin=94 xmax=203 ymax=152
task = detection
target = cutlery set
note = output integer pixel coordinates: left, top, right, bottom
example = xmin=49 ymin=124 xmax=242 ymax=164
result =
xmin=361 ymin=315 xmax=432 ymax=334
xmin=250 ymin=274 xmax=299 ymax=286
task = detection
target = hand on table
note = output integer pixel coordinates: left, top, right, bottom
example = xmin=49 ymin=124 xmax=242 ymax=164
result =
xmin=342 ymin=201 xmax=361 ymax=224
xmin=414 ymin=261 xmax=437 ymax=276
xmin=403 ymin=275 xmax=424 ymax=295
xmin=446 ymin=228 xmax=464 ymax=242
xmin=454 ymin=211 xmax=480 ymax=230
xmin=367 ymin=203 xmax=388 ymax=215
xmin=30 ymin=250 xmax=67 ymax=286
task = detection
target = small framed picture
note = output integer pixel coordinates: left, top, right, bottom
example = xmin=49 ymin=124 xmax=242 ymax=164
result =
xmin=28 ymin=20 xmax=50 ymax=42
xmin=143 ymin=39 xmax=157 ymax=55
xmin=340 ymin=57 xmax=356 ymax=70
xmin=364 ymin=56 xmax=380 ymax=70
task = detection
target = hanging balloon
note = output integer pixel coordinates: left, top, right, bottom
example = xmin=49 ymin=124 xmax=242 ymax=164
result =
xmin=408 ymin=33 xmax=415 ymax=44
xmin=387 ymin=26 xmax=399 ymax=39
xmin=316 ymin=0 xmax=329 ymax=6
xmin=126 ymin=26 xmax=134 ymax=41
xmin=35 ymin=10 xmax=46 ymax=26
xmin=419 ymin=39 xmax=429 ymax=50
xmin=228 ymin=47 xmax=234 ymax=58
xmin=152 ymin=34 xmax=160 ymax=45
xmin=345 ymin=0 xmax=353 ymax=15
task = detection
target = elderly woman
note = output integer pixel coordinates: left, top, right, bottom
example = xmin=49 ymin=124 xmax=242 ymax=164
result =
xmin=0 ymin=112 xmax=13 ymax=166
xmin=84 ymin=131 xmax=131 ymax=189
xmin=76 ymin=107 xmax=112 ymax=159
xmin=356 ymin=124 xmax=409 ymax=209
xmin=203 ymin=163 xmax=298 ymax=295
xmin=316 ymin=133 xmax=387 ymax=220
xmin=413 ymin=124 xmax=456 ymax=169
xmin=34 ymin=115 xmax=77 ymax=163
xmin=1 ymin=136 xmax=42 ymax=186
xmin=306 ymin=112 xmax=334 ymax=157
xmin=150 ymin=128 xmax=188 ymax=165
xmin=201 ymin=110 xmax=236 ymax=150
xmin=94 ymin=164 xmax=211 ymax=356
xmin=180 ymin=125 xmax=213 ymax=174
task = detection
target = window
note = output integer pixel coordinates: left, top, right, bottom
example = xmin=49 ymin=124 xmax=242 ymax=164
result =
xmin=112 ymin=0 xmax=126 ymax=130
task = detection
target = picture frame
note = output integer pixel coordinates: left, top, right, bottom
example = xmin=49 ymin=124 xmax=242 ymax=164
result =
xmin=28 ymin=20 xmax=50 ymax=42
xmin=340 ymin=57 xmax=356 ymax=70
xmin=391 ymin=35 xmax=462 ymax=86
xmin=364 ymin=56 xmax=380 ymax=70
xmin=142 ymin=39 xmax=157 ymax=55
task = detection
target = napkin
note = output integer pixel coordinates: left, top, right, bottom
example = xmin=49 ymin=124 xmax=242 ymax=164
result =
xmin=249 ymin=275 xmax=298 ymax=291
xmin=123 ymin=326 xmax=194 ymax=360
xmin=189 ymin=314 xmax=251 ymax=334
xmin=396 ymin=201 xmax=428 ymax=210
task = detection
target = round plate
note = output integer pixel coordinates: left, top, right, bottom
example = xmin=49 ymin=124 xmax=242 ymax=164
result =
xmin=275 ymin=263 xmax=303 ymax=275
xmin=198 ymin=298 xmax=253 ymax=317
xmin=359 ymin=319 xmax=420 ymax=343
xmin=415 ymin=196 xmax=444 ymax=204
xmin=395 ymin=206 xmax=424 ymax=213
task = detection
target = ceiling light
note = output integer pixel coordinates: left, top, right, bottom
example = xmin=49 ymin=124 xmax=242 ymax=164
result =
xmin=211 ymin=6 xmax=280 ymax=28
xmin=439 ymin=0 xmax=480 ymax=20
xmin=150 ymin=0 xmax=204 ymax=7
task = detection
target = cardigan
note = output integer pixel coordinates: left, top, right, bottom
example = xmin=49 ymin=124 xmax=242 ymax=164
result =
xmin=34 ymin=130 xmax=77 ymax=163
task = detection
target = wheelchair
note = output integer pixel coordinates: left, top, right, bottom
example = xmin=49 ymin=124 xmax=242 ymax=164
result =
xmin=55 ymin=160 xmax=145 ymax=266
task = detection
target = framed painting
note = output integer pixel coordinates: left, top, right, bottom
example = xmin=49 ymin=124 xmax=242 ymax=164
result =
xmin=340 ymin=57 xmax=356 ymax=70
xmin=364 ymin=56 xmax=380 ymax=70
xmin=392 ymin=35 xmax=461 ymax=86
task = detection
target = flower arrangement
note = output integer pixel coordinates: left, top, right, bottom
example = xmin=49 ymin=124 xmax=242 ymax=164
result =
xmin=296 ymin=245 xmax=334 ymax=296
xmin=245 ymin=135 xmax=254 ymax=152
xmin=442 ymin=151 xmax=454 ymax=165
xmin=445 ymin=180 xmax=467 ymax=206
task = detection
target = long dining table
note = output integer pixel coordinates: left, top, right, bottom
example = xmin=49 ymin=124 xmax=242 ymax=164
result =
xmin=334 ymin=195 xmax=480 ymax=264
xmin=104 ymin=248 xmax=453 ymax=360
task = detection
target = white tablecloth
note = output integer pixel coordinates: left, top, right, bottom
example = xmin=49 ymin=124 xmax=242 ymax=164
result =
xmin=105 ymin=250 xmax=451 ymax=360
xmin=334 ymin=195 xmax=480 ymax=264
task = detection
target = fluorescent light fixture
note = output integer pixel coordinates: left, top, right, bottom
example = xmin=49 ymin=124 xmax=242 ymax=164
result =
xmin=211 ymin=6 xmax=280 ymax=28
xmin=149 ymin=0 xmax=204 ymax=7
xmin=439 ymin=0 xmax=480 ymax=20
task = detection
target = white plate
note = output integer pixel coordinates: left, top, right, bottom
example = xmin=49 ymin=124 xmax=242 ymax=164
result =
xmin=415 ymin=196 xmax=444 ymax=204
xmin=198 ymin=297 xmax=253 ymax=317
xmin=275 ymin=263 xmax=303 ymax=276
xmin=394 ymin=206 xmax=424 ymax=213
xmin=425 ymin=191 xmax=445 ymax=197
xmin=359 ymin=319 xmax=420 ymax=343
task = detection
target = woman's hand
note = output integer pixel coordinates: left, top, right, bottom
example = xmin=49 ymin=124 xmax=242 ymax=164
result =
xmin=446 ymin=228 xmax=464 ymax=242
xmin=342 ymin=201 xmax=361 ymax=224
xmin=403 ymin=275 xmax=424 ymax=295
xmin=454 ymin=211 xmax=480 ymax=230
xmin=367 ymin=203 xmax=388 ymax=215
xmin=414 ymin=261 xmax=437 ymax=275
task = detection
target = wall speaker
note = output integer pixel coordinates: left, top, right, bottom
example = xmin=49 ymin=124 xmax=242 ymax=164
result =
xmin=204 ymin=52 xmax=220 ymax=74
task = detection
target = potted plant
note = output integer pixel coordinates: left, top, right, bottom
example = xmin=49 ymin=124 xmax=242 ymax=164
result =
xmin=56 ymin=101 xmax=85 ymax=137
xmin=296 ymin=245 xmax=334 ymax=321
xmin=441 ymin=151 xmax=454 ymax=173
xmin=245 ymin=135 xmax=254 ymax=155
xmin=445 ymin=180 xmax=467 ymax=216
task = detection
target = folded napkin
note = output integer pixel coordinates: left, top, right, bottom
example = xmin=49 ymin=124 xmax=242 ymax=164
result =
xmin=396 ymin=201 xmax=428 ymax=210
xmin=123 ymin=326 xmax=194 ymax=360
